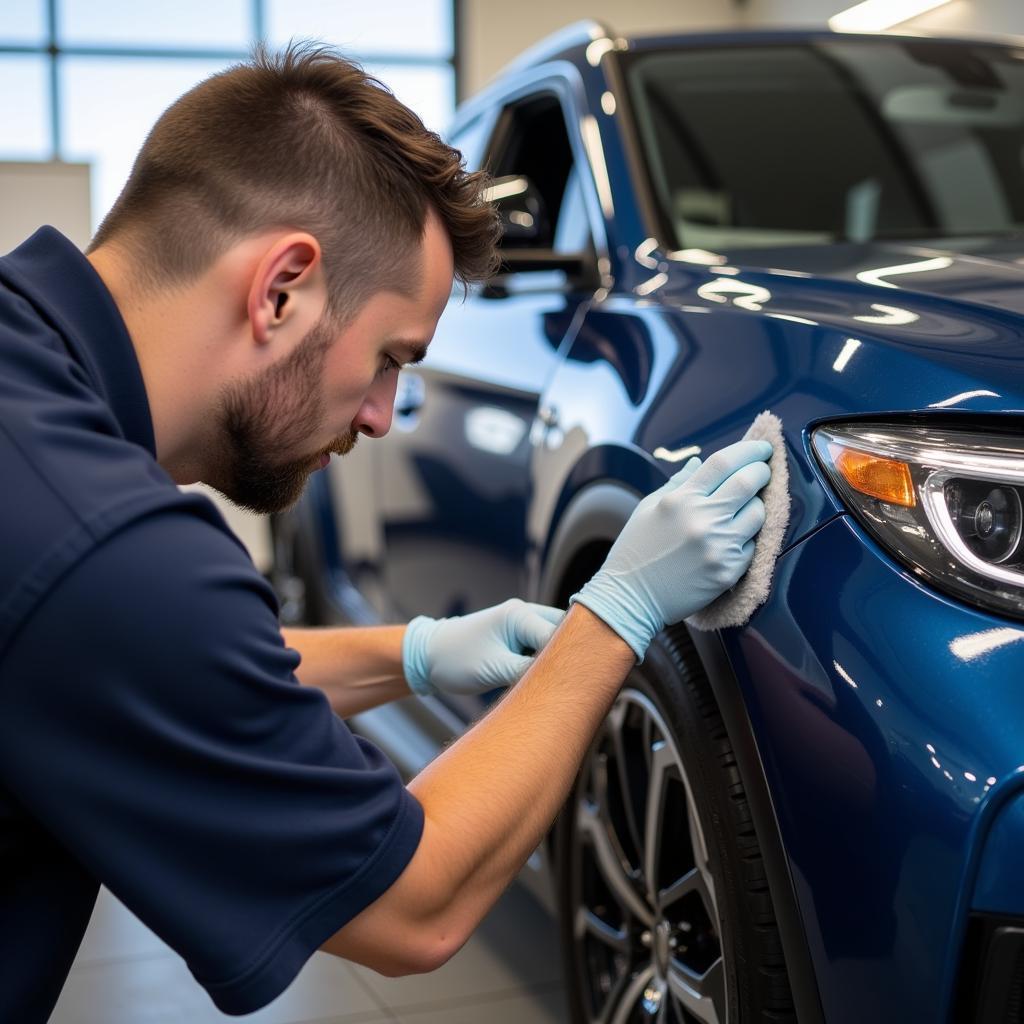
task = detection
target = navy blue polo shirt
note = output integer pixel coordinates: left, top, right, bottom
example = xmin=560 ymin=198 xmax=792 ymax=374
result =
xmin=0 ymin=228 xmax=424 ymax=1020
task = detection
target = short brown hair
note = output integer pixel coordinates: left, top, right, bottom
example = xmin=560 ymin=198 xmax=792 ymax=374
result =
xmin=89 ymin=42 xmax=499 ymax=321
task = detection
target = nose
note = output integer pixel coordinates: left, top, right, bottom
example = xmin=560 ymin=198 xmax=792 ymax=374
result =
xmin=352 ymin=372 xmax=398 ymax=439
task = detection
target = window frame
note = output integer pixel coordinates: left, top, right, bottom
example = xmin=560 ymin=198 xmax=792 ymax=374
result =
xmin=476 ymin=69 xmax=611 ymax=275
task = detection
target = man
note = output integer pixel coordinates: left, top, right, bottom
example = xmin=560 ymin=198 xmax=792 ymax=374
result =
xmin=0 ymin=43 xmax=771 ymax=1019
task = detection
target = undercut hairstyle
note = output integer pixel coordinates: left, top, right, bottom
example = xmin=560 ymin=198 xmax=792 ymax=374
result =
xmin=88 ymin=41 xmax=500 ymax=322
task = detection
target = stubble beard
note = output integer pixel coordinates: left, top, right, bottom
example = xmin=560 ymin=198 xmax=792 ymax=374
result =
xmin=209 ymin=317 xmax=359 ymax=515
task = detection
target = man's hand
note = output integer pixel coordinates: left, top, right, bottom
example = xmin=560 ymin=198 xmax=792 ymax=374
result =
xmin=571 ymin=439 xmax=772 ymax=660
xmin=403 ymin=599 xmax=565 ymax=696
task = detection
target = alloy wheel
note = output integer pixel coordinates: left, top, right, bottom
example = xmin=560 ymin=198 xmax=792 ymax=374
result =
xmin=569 ymin=688 xmax=727 ymax=1024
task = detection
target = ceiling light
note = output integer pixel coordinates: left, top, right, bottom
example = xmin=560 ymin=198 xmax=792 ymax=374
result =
xmin=830 ymin=0 xmax=954 ymax=33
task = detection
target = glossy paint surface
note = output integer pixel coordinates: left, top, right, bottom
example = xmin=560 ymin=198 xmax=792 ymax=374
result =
xmin=731 ymin=514 xmax=1024 ymax=1022
xmin=298 ymin=28 xmax=1024 ymax=1024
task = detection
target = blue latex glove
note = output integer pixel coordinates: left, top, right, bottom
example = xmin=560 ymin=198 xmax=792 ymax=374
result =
xmin=570 ymin=440 xmax=772 ymax=661
xmin=403 ymin=599 xmax=565 ymax=697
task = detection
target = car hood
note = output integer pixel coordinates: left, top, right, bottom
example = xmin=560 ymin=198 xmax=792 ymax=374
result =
xmin=650 ymin=238 xmax=1024 ymax=384
xmin=706 ymin=237 xmax=1024 ymax=317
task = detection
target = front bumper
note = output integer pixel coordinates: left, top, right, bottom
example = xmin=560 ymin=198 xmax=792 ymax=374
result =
xmin=722 ymin=514 xmax=1024 ymax=1024
xmin=954 ymin=792 xmax=1024 ymax=1023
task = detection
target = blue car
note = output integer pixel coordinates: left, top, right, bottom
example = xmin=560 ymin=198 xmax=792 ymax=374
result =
xmin=272 ymin=22 xmax=1024 ymax=1023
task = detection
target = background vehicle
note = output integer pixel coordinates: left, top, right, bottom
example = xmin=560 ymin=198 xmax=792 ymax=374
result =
xmin=273 ymin=23 xmax=1024 ymax=1023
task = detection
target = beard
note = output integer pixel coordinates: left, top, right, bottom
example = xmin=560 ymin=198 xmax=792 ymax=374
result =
xmin=207 ymin=317 xmax=359 ymax=515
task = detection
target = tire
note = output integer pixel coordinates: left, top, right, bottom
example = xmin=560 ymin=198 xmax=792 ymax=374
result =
xmin=269 ymin=496 xmax=334 ymax=626
xmin=557 ymin=623 xmax=796 ymax=1024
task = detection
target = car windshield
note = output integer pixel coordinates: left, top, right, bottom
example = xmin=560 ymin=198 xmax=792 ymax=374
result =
xmin=625 ymin=39 xmax=1024 ymax=250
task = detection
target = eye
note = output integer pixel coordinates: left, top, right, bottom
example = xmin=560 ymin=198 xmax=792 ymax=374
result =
xmin=378 ymin=354 xmax=401 ymax=377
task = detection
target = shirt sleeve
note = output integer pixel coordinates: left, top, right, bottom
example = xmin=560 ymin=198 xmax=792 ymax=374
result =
xmin=0 ymin=505 xmax=424 ymax=1015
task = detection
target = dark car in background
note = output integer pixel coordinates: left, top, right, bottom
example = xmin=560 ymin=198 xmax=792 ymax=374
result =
xmin=272 ymin=22 xmax=1024 ymax=1023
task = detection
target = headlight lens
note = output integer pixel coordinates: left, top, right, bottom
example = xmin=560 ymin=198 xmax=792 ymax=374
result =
xmin=812 ymin=423 xmax=1024 ymax=619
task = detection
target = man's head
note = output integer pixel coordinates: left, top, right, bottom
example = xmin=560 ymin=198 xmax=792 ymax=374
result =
xmin=201 ymin=207 xmax=457 ymax=513
xmin=88 ymin=42 xmax=498 ymax=513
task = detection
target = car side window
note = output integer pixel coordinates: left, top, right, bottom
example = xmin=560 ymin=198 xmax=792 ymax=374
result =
xmin=487 ymin=92 xmax=594 ymax=256
xmin=553 ymin=166 xmax=591 ymax=255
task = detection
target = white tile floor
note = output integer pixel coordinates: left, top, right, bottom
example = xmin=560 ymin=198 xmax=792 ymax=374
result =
xmin=51 ymin=883 xmax=566 ymax=1023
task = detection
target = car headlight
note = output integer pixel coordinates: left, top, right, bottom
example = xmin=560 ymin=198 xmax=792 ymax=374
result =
xmin=812 ymin=423 xmax=1024 ymax=619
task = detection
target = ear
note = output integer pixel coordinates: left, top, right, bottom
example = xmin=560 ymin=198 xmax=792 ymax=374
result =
xmin=247 ymin=233 xmax=324 ymax=346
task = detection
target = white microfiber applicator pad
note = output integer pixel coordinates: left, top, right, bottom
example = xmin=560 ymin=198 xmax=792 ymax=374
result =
xmin=688 ymin=411 xmax=790 ymax=631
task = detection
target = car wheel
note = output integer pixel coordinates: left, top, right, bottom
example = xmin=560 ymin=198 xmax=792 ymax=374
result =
xmin=269 ymin=497 xmax=333 ymax=626
xmin=558 ymin=623 xmax=795 ymax=1023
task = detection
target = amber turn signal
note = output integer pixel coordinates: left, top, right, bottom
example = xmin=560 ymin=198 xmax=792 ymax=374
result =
xmin=828 ymin=442 xmax=916 ymax=507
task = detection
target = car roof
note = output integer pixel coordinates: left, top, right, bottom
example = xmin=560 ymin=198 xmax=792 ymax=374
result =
xmin=500 ymin=19 xmax=1020 ymax=72
xmin=453 ymin=20 xmax=1021 ymax=132
xmin=623 ymin=27 xmax=1020 ymax=52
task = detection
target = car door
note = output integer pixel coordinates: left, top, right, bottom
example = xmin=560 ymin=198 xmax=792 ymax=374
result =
xmin=373 ymin=85 xmax=601 ymax=641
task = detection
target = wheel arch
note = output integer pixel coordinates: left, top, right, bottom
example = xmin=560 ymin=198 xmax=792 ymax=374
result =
xmin=540 ymin=480 xmax=826 ymax=1024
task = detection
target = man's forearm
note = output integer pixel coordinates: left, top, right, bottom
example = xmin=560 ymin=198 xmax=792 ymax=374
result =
xmin=322 ymin=603 xmax=635 ymax=973
xmin=409 ymin=603 xmax=636 ymax=933
xmin=282 ymin=625 xmax=411 ymax=716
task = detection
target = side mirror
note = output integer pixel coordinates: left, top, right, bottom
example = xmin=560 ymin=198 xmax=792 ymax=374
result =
xmin=482 ymin=174 xmax=600 ymax=291
xmin=482 ymin=174 xmax=550 ymax=246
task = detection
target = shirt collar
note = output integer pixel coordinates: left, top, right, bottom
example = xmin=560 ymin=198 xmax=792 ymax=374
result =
xmin=0 ymin=226 xmax=156 ymax=457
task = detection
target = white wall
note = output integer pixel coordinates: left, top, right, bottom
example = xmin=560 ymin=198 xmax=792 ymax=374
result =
xmin=0 ymin=162 xmax=91 ymax=255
